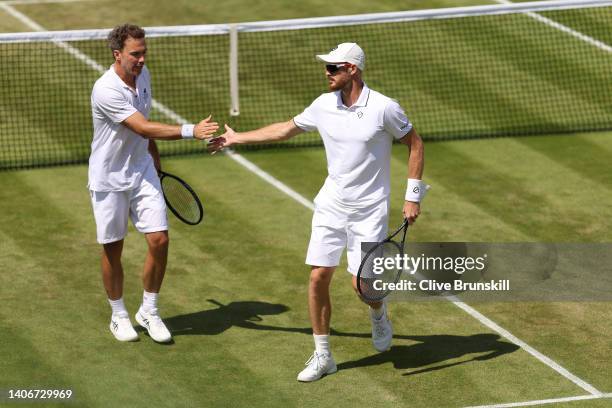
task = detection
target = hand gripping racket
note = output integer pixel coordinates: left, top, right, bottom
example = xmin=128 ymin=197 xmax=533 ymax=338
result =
xmin=357 ymin=218 xmax=409 ymax=302
xmin=159 ymin=171 xmax=203 ymax=225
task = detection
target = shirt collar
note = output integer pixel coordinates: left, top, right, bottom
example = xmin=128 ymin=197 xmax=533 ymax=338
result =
xmin=335 ymin=83 xmax=370 ymax=109
xmin=110 ymin=64 xmax=136 ymax=92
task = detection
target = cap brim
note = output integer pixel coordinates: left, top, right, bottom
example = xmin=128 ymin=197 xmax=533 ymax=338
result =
xmin=316 ymin=54 xmax=343 ymax=64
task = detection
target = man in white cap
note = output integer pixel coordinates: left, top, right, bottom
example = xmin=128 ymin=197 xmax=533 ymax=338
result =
xmin=208 ymin=42 xmax=426 ymax=381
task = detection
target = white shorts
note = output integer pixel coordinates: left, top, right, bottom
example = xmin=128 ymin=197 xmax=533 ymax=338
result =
xmin=305 ymin=194 xmax=389 ymax=275
xmin=90 ymin=173 xmax=168 ymax=244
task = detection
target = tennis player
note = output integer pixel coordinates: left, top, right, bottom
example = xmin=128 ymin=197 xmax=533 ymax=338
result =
xmin=88 ymin=24 xmax=218 ymax=343
xmin=208 ymin=43 xmax=426 ymax=381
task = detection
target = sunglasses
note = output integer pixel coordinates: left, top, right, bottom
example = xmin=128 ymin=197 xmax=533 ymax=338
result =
xmin=325 ymin=63 xmax=348 ymax=74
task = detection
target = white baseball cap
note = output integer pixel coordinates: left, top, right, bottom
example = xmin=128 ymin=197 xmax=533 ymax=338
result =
xmin=316 ymin=42 xmax=365 ymax=71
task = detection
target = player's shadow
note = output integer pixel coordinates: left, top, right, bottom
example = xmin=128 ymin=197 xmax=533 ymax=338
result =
xmin=164 ymin=299 xmax=291 ymax=336
xmin=337 ymin=334 xmax=520 ymax=376
xmin=166 ymin=299 xmax=518 ymax=375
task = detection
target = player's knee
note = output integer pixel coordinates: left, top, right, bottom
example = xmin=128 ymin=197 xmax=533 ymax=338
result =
xmin=147 ymin=231 xmax=169 ymax=251
xmin=309 ymin=267 xmax=334 ymax=287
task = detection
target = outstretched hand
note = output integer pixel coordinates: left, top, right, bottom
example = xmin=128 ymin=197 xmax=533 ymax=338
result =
xmin=207 ymin=124 xmax=236 ymax=154
xmin=194 ymin=115 xmax=219 ymax=140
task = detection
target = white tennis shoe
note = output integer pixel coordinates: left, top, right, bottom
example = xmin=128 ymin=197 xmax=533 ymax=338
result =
xmin=135 ymin=307 xmax=172 ymax=343
xmin=371 ymin=303 xmax=393 ymax=352
xmin=297 ymin=351 xmax=337 ymax=382
xmin=109 ymin=312 xmax=139 ymax=342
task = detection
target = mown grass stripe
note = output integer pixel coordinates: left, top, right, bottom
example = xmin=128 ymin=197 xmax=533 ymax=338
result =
xmin=393 ymin=143 xmax=575 ymax=241
xmin=516 ymin=134 xmax=612 ymax=195
xmin=436 ymin=136 xmax=612 ymax=241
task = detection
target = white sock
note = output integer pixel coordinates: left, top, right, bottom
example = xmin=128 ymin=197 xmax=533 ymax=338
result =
xmin=108 ymin=297 xmax=128 ymax=317
xmin=142 ymin=290 xmax=158 ymax=312
xmin=313 ymin=334 xmax=330 ymax=356
xmin=370 ymin=304 xmax=385 ymax=320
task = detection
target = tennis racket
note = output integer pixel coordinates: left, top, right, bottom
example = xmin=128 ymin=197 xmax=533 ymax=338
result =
xmin=159 ymin=170 xmax=203 ymax=225
xmin=357 ymin=218 xmax=409 ymax=302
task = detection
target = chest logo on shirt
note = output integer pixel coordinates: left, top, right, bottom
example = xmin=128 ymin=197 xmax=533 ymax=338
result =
xmin=356 ymin=111 xmax=364 ymax=119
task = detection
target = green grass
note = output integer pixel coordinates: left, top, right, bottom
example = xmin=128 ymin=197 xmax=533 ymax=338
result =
xmin=0 ymin=0 xmax=611 ymax=407
xmin=6 ymin=0 xmax=487 ymax=30
xmin=0 ymin=135 xmax=611 ymax=407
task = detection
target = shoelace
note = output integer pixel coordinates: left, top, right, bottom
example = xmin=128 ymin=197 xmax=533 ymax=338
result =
xmin=146 ymin=311 xmax=165 ymax=328
xmin=304 ymin=352 xmax=322 ymax=370
xmin=373 ymin=316 xmax=388 ymax=337
xmin=115 ymin=311 xmax=129 ymax=319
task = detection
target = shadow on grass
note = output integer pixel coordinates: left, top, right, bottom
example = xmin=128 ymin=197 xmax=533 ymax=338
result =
xmin=337 ymin=334 xmax=519 ymax=376
xmin=166 ymin=299 xmax=519 ymax=375
xmin=164 ymin=299 xmax=290 ymax=336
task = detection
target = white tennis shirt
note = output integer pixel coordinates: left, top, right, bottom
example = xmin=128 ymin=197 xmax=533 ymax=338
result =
xmin=294 ymin=83 xmax=412 ymax=206
xmin=88 ymin=65 xmax=153 ymax=191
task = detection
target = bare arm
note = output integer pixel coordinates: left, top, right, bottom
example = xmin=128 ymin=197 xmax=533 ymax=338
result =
xmin=123 ymin=111 xmax=219 ymax=140
xmin=398 ymin=128 xmax=425 ymax=223
xmin=207 ymin=120 xmax=303 ymax=153
xmin=399 ymin=127 xmax=424 ymax=180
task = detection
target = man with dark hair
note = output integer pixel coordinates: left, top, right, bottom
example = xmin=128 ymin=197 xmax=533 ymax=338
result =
xmin=88 ymin=23 xmax=218 ymax=343
xmin=106 ymin=24 xmax=145 ymax=53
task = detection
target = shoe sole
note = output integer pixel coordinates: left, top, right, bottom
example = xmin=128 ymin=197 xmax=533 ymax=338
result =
xmin=135 ymin=311 xmax=172 ymax=343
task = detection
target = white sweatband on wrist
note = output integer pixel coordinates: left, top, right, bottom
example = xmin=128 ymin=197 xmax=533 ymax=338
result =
xmin=406 ymin=178 xmax=426 ymax=202
xmin=181 ymin=124 xmax=195 ymax=139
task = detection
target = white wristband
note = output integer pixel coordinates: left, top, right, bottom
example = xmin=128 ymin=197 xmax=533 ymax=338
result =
xmin=181 ymin=124 xmax=195 ymax=139
xmin=406 ymin=179 xmax=425 ymax=202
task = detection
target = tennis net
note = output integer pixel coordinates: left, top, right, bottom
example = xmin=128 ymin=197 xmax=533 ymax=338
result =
xmin=0 ymin=0 xmax=610 ymax=169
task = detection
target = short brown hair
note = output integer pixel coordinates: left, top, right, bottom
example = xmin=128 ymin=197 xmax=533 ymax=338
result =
xmin=107 ymin=24 xmax=145 ymax=53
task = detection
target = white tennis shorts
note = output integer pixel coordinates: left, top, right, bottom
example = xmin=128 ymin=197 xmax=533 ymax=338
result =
xmin=90 ymin=173 xmax=168 ymax=244
xmin=306 ymin=193 xmax=389 ymax=275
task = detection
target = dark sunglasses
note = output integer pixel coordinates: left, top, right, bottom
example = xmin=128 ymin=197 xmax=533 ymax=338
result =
xmin=325 ymin=63 xmax=348 ymax=74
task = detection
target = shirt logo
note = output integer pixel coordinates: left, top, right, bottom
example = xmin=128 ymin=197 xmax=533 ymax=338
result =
xmin=357 ymin=111 xmax=363 ymax=119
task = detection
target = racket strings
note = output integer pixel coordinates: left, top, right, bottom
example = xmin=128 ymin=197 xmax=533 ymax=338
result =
xmin=358 ymin=241 xmax=402 ymax=301
xmin=161 ymin=176 xmax=202 ymax=224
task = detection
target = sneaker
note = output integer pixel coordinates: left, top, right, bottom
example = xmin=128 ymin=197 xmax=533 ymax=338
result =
xmin=297 ymin=351 xmax=337 ymax=382
xmin=109 ymin=312 xmax=138 ymax=342
xmin=135 ymin=307 xmax=172 ymax=343
xmin=371 ymin=303 xmax=392 ymax=352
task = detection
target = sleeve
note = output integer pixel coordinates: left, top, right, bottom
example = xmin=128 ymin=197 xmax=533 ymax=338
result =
xmin=92 ymin=85 xmax=138 ymax=124
xmin=293 ymin=99 xmax=318 ymax=132
xmin=383 ymin=99 xmax=413 ymax=140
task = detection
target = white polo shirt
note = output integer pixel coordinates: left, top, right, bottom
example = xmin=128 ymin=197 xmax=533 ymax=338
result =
xmin=88 ymin=65 xmax=153 ymax=192
xmin=294 ymin=83 xmax=412 ymax=207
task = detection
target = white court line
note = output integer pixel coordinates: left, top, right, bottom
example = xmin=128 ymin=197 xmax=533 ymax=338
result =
xmin=2 ymin=0 xmax=604 ymax=399
xmin=465 ymin=392 xmax=612 ymax=408
xmin=448 ymin=295 xmax=602 ymax=396
xmin=225 ymin=151 xmax=315 ymax=210
xmin=494 ymin=0 xmax=612 ymax=53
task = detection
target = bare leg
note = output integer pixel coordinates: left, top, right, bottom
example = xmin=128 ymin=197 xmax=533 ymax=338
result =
xmin=309 ymin=266 xmax=335 ymax=334
xmin=351 ymin=275 xmax=383 ymax=309
xmin=142 ymin=231 xmax=169 ymax=293
xmin=102 ymin=240 xmax=125 ymax=300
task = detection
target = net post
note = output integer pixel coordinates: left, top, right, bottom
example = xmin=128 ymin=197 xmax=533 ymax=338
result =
xmin=229 ymin=24 xmax=240 ymax=117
